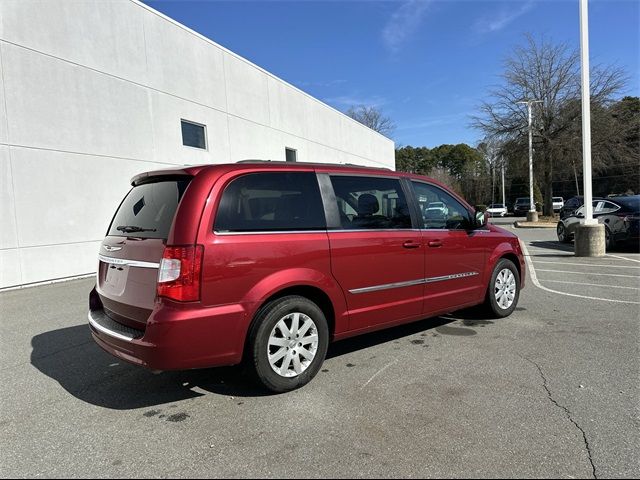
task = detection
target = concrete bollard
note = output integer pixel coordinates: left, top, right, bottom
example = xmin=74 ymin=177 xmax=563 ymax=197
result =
xmin=574 ymin=223 xmax=605 ymax=257
xmin=526 ymin=211 xmax=538 ymax=222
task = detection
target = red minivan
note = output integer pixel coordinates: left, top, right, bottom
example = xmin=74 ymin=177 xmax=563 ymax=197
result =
xmin=89 ymin=162 xmax=525 ymax=392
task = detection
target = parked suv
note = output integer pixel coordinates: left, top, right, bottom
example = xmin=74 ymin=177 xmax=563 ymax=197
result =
xmin=89 ymin=162 xmax=525 ymax=392
xmin=552 ymin=197 xmax=564 ymax=213
xmin=513 ymin=197 xmax=531 ymax=216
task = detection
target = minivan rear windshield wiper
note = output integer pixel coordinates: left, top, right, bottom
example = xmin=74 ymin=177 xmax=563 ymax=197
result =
xmin=116 ymin=225 xmax=157 ymax=233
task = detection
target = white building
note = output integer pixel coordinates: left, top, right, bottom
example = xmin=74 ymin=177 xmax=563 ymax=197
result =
xmin=0 ymin=0 xmax=394 ymax=289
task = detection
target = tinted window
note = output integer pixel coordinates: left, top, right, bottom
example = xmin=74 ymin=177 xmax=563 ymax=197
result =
xmin=412 ymin=181 xmax=472 ymax=230
xmin=108 ymin=179 xmax=191 ymax=239
xmin=329 ymin=176 xmax=412 ymax=230
xmin=597 ymin=201 xmax=620 ymax=214
xmin=181 ymin=120 xmax=206 ymax=149
xmin=215 ymin=172 xmax=326 ymax=232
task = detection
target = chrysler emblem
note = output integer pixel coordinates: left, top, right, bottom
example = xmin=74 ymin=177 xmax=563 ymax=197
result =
xmin=102 ymin=245 xmax=122 ymax=252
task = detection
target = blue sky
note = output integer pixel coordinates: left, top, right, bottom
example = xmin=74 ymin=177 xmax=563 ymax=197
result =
xmin=145 ymin=0 xmax=640 ymax=148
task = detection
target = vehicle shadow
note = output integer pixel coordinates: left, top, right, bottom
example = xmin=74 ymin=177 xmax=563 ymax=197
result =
xmin=30 ymin=313 xmax=471 ymax=409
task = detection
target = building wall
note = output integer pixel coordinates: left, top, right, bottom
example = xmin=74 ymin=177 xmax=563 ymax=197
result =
xmin=0 ymin=0 xmax=394 ymax=288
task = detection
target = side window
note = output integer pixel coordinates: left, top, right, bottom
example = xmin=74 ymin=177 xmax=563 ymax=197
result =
xmin=598 ymin=201 xmax=619 ymax=214
xmin=411 ymin=181 xmax=472 ymax=230
xmin=214 ymin=172 xmax=326 ymax=232
xmin=329 ymin=176 xmax=412 ymax=230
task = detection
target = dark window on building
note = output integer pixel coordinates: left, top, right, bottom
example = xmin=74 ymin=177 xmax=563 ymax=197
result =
xmin=329 ymin=175 xmax=412 ymax=230
xmin=108 ymin=178 xmax=191 ymax=239
xmin=214 ymin=172 xmax=326 ymax=232
xmin=181 ymin=120 xmax=207 ymax=149
xmin=285 ymin=148 xmax=297 ymax=162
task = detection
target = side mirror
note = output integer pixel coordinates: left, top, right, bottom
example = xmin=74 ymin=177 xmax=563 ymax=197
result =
xmin=475 ymin=211 xmax=487 ymax=228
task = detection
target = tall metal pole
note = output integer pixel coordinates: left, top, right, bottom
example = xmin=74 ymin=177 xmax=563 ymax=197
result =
xmin=580 ymin=0 xmax=595 ymax=225
xmin=518 ymin=99 xmax=542 ymax=218
xmin=527 ymin=103 xmax=534 ymax=213
xmin=501 ymin=158 xmax=506 ymax=207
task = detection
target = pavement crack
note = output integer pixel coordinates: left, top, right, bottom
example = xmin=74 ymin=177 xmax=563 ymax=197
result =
xmin=521 ymin=356 xmax=597 ymax=479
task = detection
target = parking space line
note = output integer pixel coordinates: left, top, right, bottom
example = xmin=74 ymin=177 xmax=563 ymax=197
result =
xmin=536 ymin=269 xmax=639 ymax=278
xmin=361 ymin=360 xmax=397 ymax=389
xmin=607 ymin=254 xmax=640 ymax=264
xmin=541 ymin=279 xmax=640 ymax=290
xmin=534 ymin=261 xmax=640 ymax=269
xmin=520 ymin=242 xmax=640 ymax=305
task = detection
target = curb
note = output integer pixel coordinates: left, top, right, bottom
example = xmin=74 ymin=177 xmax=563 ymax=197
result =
xmin=513 ymin=221 xmax=557 ymax=229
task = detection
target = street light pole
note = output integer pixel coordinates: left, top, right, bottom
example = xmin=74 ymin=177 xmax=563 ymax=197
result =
xmin=517 ymin=99 xmax=542 ymax=222
xmin=501 ymin=157 xmax=506 ymax=208
xmin=579 ymin=0 xmax=595 ymax=226
xmin=575 ymin=0 xmax=605 ymax=256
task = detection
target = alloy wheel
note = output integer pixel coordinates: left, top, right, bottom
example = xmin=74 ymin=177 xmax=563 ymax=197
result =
xmin=267 ymin=312 xmax=318 ymax=378
xmin=494 ymin=268 xmax=517 ymax=310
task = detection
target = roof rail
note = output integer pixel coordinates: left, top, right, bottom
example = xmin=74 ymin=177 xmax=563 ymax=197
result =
xmin=235 ymin=159 xmax=391 ymax=171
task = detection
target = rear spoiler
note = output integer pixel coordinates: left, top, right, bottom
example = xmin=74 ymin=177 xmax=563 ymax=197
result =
xmin=131 ymin=167 xmax=204 ymax=186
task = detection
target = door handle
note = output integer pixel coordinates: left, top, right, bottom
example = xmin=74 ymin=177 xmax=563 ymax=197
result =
xmin=428 ymin=240 xmax=443 ymax=248
xmin=403 ymin=240 xmax=420 ymax=249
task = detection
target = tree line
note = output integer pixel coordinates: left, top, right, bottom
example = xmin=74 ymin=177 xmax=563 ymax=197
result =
xmin=347 ymin=35 xmax=639 ymax=214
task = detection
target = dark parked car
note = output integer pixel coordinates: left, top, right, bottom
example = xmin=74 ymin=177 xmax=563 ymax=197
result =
xmin=556 ymin=195 xmax=640 ymax=249
xmin=89 ymin=161 xmax=525 ymax=392
xmin=559 ymin=196 xmax=608 ymax=219
xmin=513 ymin=197 xmax=531 ymax=216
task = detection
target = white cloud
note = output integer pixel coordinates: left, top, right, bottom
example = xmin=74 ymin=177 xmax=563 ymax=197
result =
xmin=322 ymin=94 xmax=387 ymax=108
xmin=474 ymin=1 xmax=534 ymax=34
xmin=382 ymin=0 xmax=432 ymax=53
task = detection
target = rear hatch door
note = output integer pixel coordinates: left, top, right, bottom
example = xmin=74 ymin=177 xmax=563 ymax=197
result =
xmin=96 ymin=177 xmax=192 ymax=329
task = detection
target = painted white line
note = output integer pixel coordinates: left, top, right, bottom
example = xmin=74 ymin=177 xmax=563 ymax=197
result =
xmin=520 ymin=242 xmax=640 ymax=305
xmin=607 ymin=254 xmax=640 ymax=264
xmin=541 ymin=280 xmax=640 ymax=290
xmin=537 ymin=269 xmax=639 ymax=278
xmin=534 ymin=261 xmax=640 ymax=269
xmin=361 ymin=360 xmax=397 ymax=389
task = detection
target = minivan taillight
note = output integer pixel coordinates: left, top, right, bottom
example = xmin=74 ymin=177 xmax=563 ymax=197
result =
xmin=157 ymin=245 xmax=204 ymax=302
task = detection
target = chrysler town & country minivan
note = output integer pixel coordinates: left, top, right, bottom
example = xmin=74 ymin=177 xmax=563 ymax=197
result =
xmin=89 ymin=162 xmax=525 ymax=392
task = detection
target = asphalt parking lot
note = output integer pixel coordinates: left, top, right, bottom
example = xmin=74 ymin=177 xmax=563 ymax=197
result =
xmin=1 ymin=220 xmax=638 ymax=478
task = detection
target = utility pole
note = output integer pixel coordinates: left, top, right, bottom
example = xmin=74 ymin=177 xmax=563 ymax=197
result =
xmin=517 ymin=99 xmax=542 ymax=222
xmin=575 ymin=0 xmax=605 ymax=256
xmin=501 ymin=157 xmax=506 ymax=208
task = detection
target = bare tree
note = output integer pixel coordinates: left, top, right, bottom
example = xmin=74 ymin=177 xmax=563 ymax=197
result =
xmin=346 ymin=105 xmax=396 ymax=138
xmin=472 ymin=34 xmax=627 ymax=214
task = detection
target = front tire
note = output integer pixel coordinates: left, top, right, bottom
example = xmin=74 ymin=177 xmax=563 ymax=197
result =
xmin=557 ymin=223 xmax=571 ymax=243
xmin=247 ymin=295 xmax=329 ymax=393
xmin=484 ymin=259 xmax=520 ymax=318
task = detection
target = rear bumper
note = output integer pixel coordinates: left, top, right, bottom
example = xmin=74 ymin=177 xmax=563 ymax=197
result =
xmin=88 ymin=302 xmax=249 ymax=371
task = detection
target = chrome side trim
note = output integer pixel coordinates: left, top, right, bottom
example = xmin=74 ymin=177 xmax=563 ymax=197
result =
xmin=348 ymin=271 xmax=479 ymax=294
xmin=349 ymin=278 xmax=426 ymax=294
xmin=214 ymin=229 xmax=422 ymax=235
xmin=425 ymin=271 xmax=479 ymax=283
xmin=88 ymin=311 xmax=138 ymax=342
xmin=98 ymin=254 xmax=159 ymax=269
xmin=214 ymin=230 xmax=327 ymax=236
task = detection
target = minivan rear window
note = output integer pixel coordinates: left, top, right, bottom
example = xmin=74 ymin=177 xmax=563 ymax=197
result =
xmin=108 ymin=178 xmax=191 ymax=239
xmin=214 ymin=172 xmax=326 ymax=232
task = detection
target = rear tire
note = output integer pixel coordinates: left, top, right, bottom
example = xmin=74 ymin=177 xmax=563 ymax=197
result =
xmin=483 ymin=259 xmax=520 ymax=318
xmin=605 ymin=227 xmax=615 ymax=251
xmin=247 ymin=295 xmax=329 ymax=393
